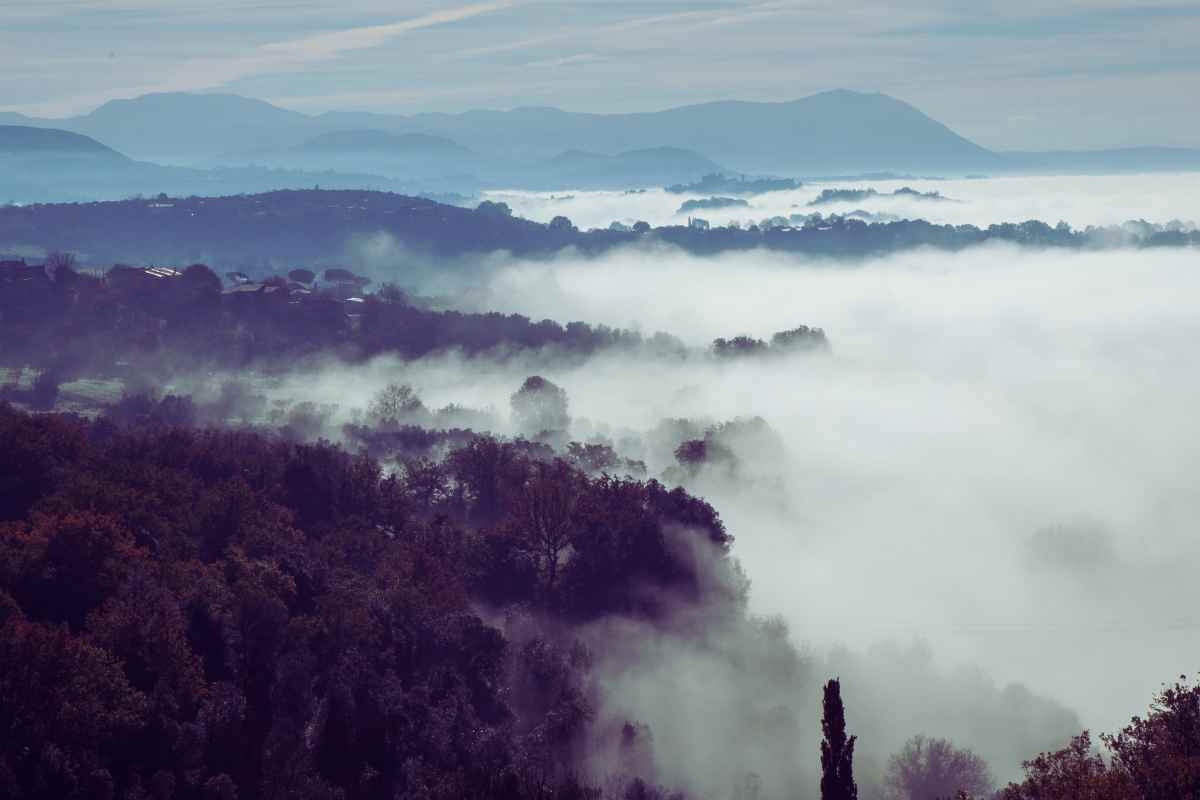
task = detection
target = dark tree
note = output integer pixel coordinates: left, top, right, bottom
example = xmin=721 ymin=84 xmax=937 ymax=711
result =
xmin=820 ymin=678 xmax=858 ymax=800
xmin=711 ymin=336 xmax=767 ymax=358
xmin=44 ymin=250 xmax=78 ymax=280
xmin=997 ymin=731 xmax=1135 ymax=800
xmin=476 ymin=199 xmax=513 ymax=217
xmin=549 ymin=215 xmax=576 ymax=232
xmin=1103 ymin=675 xmax=1200 ymax=799
xmin=181 ymin=263 xmax=222 ymax=295
xmin=30 ymin=369 xmax=61 ymax=410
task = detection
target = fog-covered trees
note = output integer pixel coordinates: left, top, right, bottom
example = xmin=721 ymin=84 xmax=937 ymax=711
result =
xmin=511 ymin=375 xmax=570 ymax=437
xmin=771 ymin=325 xmax=829 ymax=351
xmin=367 ymin=382 xmax=427 ymax=427
xmin=712 ymin=326 xmax=829 ymax=359
xmin=883 ymin=736 xmax=993 ymax=800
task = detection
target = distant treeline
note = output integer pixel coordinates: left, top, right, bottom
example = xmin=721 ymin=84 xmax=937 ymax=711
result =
xmin=808 ymin=186 xmax=952 ymax=205
xmin=0 ymin=261 xmax=685 ymax=391
xmin=2 ymin=189 xmax=1195 ymax=272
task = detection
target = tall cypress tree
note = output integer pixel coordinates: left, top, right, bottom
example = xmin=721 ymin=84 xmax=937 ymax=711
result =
xmin=820 ymin=678 xmax=858 ymax=800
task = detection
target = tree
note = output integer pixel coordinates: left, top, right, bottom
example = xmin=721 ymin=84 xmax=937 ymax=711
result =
xmin=632 ymin=221 xmax=652 ymax=234
xmin=997 ymin=731 xmax=1135 ymax=800
xmin=368 ymin=383 xmax=426 ymax=427
xmin=512 ymin=460 xmax=581 ymax=600
xmin=45 ymin=250 xmax=78 ymax=281
xmin=770 ymin=325 xmax=829 ymax=352
xmin=820 ymin=678 xmax=858 ymax=800
xmin=476 ymin=199 xmax=513 ymax=217
xmin=549 ymin=215 xmax=576 ymax=232
xmin=711 ymin=335 xmax=767 ymax=358
xmin=511 ymin=376 xmax=569 ymax=437
xmin=180 ymin=263 xmax=223 ymax=306
xmin=1103 ymin=675 xmax=1200 ymax=799
xmin=30 ymin=369 xmax=61 ymax=410
xmin=883 ymin=736 xmax=993 ymax=800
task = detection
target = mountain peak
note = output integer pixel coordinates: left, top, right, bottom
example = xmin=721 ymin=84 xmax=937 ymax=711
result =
xmin=0 ymin=125 xmax=126 ymax=159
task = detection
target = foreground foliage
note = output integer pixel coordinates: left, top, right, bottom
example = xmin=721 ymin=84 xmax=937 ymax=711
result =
xmin=0 ymin=404 xmax=732 ymax=800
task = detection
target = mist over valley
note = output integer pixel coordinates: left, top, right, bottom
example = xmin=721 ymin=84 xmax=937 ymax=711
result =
xmin=2 ymin=5 xmax=1198 ymax=799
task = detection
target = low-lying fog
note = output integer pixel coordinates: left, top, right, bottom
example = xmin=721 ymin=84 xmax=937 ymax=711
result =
xmin=483 ymin=173 xmax=1200 ymax=231
xmin=476 ymin=243 xmax=1200 ymax=734
xmin=252 ymin=240 xmax=1199 ymax=755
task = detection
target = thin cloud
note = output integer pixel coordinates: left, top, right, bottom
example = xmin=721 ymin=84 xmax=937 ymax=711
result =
xmin=5 ymin=1 xmax=514 ymax=116
xmin=259 ymin=2 xmax=513 ymax=60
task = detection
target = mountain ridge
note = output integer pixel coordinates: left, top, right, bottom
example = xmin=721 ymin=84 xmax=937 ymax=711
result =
xmin=4 ymin=89 xmax=1003 ymax=174
xmin=0 ymin=125 xmax=128 ymax=159
xmin=7 ymin=91 xmax=1200 ymax=185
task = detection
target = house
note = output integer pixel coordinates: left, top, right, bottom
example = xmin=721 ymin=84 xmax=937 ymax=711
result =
xmin=687 ymin=216 xmax=710 ymax=230
xmin=105 ymin=265 xmax=182 ymax=293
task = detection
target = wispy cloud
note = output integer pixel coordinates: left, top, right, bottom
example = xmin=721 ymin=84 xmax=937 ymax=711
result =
xmin=258 ymin=2 xmax=512 ymax=60
xmin=6 ymin=1 xmax=513 ymax=116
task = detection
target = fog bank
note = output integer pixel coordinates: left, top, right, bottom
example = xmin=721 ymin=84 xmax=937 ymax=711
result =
xmin=484 ymin=173 xmax=1200 ymax=232
xmin=442 ymin=241 xmax=1200 ymax=741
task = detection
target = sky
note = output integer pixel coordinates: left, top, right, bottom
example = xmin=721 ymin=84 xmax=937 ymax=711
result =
xmin=1 ymin=0 xmax=1199 ymax=150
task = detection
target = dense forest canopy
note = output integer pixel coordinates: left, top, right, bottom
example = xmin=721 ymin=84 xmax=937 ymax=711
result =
xmin=1 ymin=398 xmax=1196 ymax=800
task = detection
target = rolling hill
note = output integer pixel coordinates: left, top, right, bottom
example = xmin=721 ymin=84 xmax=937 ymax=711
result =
xmin=0 ymin=125 xmax=128 ymax=159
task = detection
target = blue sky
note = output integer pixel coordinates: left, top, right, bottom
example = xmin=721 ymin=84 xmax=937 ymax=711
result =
xmin=2 ymin=0 xmax=1198 ymax=150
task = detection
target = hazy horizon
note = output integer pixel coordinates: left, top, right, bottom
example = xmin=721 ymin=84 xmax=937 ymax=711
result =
xmin=3 ymin=1 xmax=1199 ymax=151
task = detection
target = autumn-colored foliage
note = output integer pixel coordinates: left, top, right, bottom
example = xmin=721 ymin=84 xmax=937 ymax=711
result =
xmin=0 ymin=403 xmax=730 ymax=800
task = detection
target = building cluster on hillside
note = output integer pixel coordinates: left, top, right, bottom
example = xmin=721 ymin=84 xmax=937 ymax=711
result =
xmin=0 ymin=257 xmax=377 ymax=329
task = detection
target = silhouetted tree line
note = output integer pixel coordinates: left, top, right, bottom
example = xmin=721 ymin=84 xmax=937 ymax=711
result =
xmin=0 ymin=263 xmax=667 ymax=389
xmin=652 ymin=216 xmax=1200 ymax=256
xmin=2 ymin=189 xmax=1196 ymax=272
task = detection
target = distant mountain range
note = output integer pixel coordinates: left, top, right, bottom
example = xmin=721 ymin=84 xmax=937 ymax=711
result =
xmin=3 ymin=90 xmax=1198 ymax=205
xmin=0 ymin=123 xmax=730 ymax=203
xmin=0 ymin=125 xmax=427 ymax=205
xmin=4 ymin=90 xmax=1005 ymax=174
